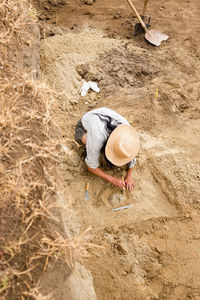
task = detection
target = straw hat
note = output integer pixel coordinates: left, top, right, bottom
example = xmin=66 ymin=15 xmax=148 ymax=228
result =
xmin=105 ymin=124 xmax=140 ymax=166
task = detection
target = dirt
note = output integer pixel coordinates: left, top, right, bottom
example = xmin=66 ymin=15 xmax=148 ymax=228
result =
xmin=33 ymin=0 xmax=200 ymax=299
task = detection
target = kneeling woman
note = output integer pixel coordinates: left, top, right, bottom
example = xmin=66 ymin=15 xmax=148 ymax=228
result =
xmin=75 ymin=107 xmax=140 ymax=190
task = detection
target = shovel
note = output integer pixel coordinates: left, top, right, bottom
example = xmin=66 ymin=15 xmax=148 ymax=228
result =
xmin=84 ymin=182 xmax=90 ymax=200
xmin=125 ymin=0 xmax=169 ymax=47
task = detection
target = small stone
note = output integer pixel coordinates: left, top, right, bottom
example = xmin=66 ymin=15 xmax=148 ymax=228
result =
xmin=109 ymin=270 xmax=115 ymax=278
xmin=89 ymin=93 xmax=97 ymax=101
xmin=146 ymin=261 xmax=162 ymax=279
xmin=68 ymin=105 xmax=73 ymax=111
xmin=159 ymin=5 xmax=166 ymax=10
xmin=113 ymin=13 xmax=121 ymax=19
xmin=66 ymin=151 xmax=80 ymax=167
xmin=83 ymin=0 xmax=95 ymax=6
xmin=121 ymin=271 xmax=127 ymax=275
xmin=193 ymin=234 xmax=200 ymax=240
xmin=95 ymin=74 xmax=103 ymax=81
xmin=89 ymin=104 xmax=96 ymax=108
xmin=112 ymin=226 xmax=119 ymax=233
xmin=64 ymin=172 xmax=73 ymax=181
xmin=109 ymin=193 xmax=125 ymax=206
xmin=113 ymin=65 xmax=120 ymax=72
xmin=70 ymin=99 xmax=78 ymax=104
xmin=95 ymin=253 xmax=102 ymax=258
xmin=69 ymin=112 xmax=76 ymax=117
xmin=118 ymin=241 xmax=129 ymax=254
xmin=104 ymin=227 xmax=112 ymax=233
xmin=184 ymin=213 xmax=190 ymax=219
xmin=130 ymin=259 xmax=140 ymax=273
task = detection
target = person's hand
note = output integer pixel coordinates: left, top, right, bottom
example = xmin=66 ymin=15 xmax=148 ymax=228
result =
xmin=111 ymin=177 xmax=126 ymax=189
xmin=125 ymin=177 xmax=135 ymax=191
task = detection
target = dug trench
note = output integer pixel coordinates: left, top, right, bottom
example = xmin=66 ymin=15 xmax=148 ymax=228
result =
xmin=34 ymin=0 xmax=200 ymax=299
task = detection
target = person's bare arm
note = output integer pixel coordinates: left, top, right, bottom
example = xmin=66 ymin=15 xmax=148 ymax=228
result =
xmin=125 ymin=167 xmax=134 ymax=191
xmin=87 ymin=166 xmax=125 ymax=189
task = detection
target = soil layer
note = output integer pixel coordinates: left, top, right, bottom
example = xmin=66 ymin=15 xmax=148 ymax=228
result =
xmin=34 ymin=0 xmax=200 ymax=299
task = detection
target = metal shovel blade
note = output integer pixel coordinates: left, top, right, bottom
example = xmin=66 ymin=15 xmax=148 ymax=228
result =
xmin=145 ymin=29 xmax=169 ymax=47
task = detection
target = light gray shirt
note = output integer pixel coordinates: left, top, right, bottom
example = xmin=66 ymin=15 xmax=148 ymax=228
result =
xmin=81 ymin=107 xmax=136 ymax=169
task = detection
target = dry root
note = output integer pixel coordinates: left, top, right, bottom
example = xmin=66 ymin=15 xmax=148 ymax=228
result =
xmin=0 ymin=1 xmax=93 ymax=298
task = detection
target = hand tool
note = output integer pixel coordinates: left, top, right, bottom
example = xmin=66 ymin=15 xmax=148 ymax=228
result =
xmin=122 ymin=176 xmax=125 ymax=191
xmin=84 ymin=182 xmax=90 ymax=200
xmin=125 ymin=0 xmax=169 ymax=46
xmin=112 ymin=204 xmax=133 ymax=212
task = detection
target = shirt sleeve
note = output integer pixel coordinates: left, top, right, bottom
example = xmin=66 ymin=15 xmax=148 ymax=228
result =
xmin=85 ymin=132 xmax=102 ymax=169
xmin=126 ymin=158 xmax=136 ymax=169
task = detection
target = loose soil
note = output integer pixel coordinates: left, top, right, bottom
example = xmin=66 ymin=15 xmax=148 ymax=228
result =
xmin=33 ymin=0 xmax=200 ymax=299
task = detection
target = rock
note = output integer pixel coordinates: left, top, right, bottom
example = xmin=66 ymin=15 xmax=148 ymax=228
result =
xmin=130 ymin=263 xmax=145 ymax=285
xmin=70 ymin=99 xmax=79 ymax=104
xmin=108 ymin=193 xmax=125 ymax=206
xmin=66 ymin=151 xmax=80 ymax=167
xmin=104 ymin=233 xmax=115 ymax=243
xmin=48 ymin=0 xmax=67 ymax=6
xmin=125 ymin=74 xmax=133 ymax=84
xmin=88 ymin=104 xmax=96 ymax=108
xmin=192 ymin=234 xmax=200 ymax=240
xmin=83 ymin=0 xmax=96 ymax=5
xmin=94 ymin=252 xmax=102 ymax=258
xmin=118 ymin=241 xmax=129 ymax=254
xmin=145 ymin=261 xmax=162 ymax=279
xmin=121 ymin=270 xmax=127 ymax=275
xmin=41 ymin=262 xmax=97 ymax=300
xmin=160 ymin=5 xmax=166 ymax=10
xmin=112 ymin=65 xmax=120 ymax=72
xmin=184 ymin=213 xmax=190 ymax=219
xmin=95 ymin=74 xmax=103 ymax=81
xmin=108 ymin=270 xmax=115 ymax=278
xmin=141 ymin=68 xmax=149 ymax=76
xmin=110 ymin=226 xmax=119 ymax=234
xmin=76 ymin=64 xmax=91 ymax=78
xmin=130 ymin=259 xmax=140 ymax=273
xmin=69 ymin=112 xmax=76 ymax=117
xmin=64 ymin=172 xmax=74 ymax=181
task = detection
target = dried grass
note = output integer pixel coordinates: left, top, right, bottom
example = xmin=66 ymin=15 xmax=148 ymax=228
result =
xmin=0 ymin=1 xmax=92 ymax=298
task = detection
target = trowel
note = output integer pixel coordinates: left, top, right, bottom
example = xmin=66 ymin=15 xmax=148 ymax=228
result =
xmin=84 ymin=182 xmax=90 ymax=200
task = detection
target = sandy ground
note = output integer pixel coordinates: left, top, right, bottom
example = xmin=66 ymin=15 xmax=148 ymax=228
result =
xmin=34 ymin=0 xmax=200 ymax=299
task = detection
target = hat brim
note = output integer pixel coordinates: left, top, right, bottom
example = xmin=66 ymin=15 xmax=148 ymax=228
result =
xmin=105 ymin=124 xmax=140 ymax=166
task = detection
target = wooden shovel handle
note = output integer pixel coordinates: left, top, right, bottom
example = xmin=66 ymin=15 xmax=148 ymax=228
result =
xmin=125 ymin=0 xmax=149 ymax=34
xmin=85 ymin=182 xmax=89 ymax=191
xmin=142 ymin=0 xmax=149 ymax=16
